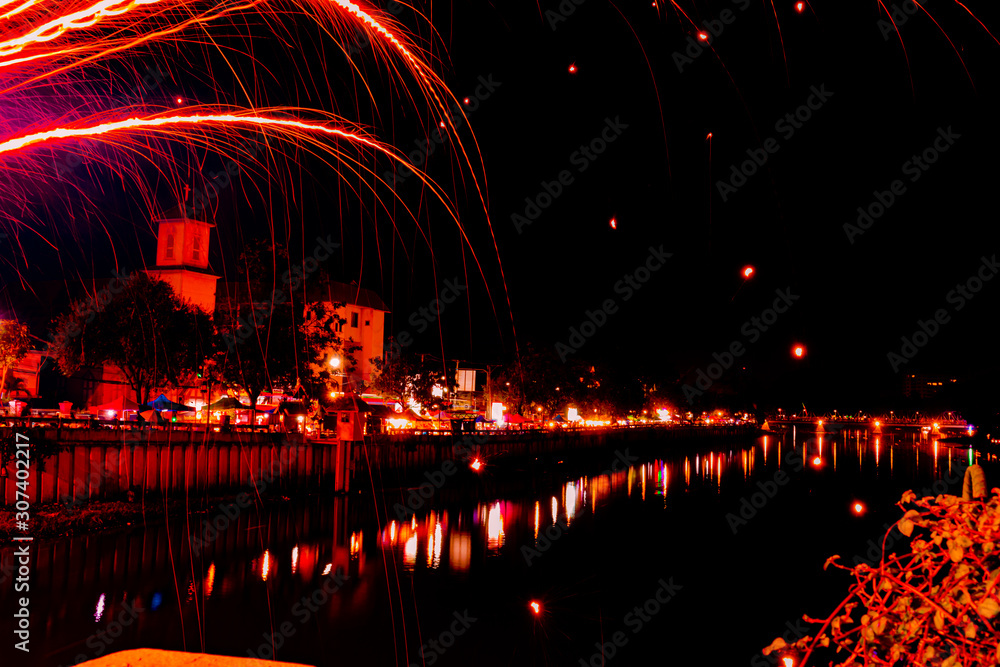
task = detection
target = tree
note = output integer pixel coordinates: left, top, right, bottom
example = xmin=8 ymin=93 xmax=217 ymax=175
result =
xmin=0 ymin=320 xmax=30 ymax=400
xmin=214 ymin=241 xmax=348 ymax=409
xmin=49 ymin=273 xmax=212 ymax=405
xmin=369 ymin=354 xmax=456 ymax=411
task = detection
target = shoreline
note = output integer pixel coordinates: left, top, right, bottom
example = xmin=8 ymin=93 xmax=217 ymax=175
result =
xmin=1 ymin=428 xmax=763 ymax=543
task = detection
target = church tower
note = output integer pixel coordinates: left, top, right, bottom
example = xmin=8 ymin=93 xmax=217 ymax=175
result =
xmin=144 ymin=217 xmax=219 ymax=314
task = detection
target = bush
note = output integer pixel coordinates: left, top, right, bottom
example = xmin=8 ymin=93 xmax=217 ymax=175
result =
xmin=765 ymin=480 xmax=1000 ymax=666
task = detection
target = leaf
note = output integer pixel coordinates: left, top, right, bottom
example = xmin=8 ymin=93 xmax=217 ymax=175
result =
xmin=873 ymin=616 xmax=887 ymax=635
xmin=934 ymin=609 xmax=946 ymax=631
xmin=965 ymin=622 xmax=978 ymax=639
xmin=762 ymin=637 xmax=786 ymax=656
xmin=977 ymin=598 xmax=1000 ymax=619
xmin=899 ymin=518 xmax=915 ymax=537
xmin=902 ymin=490 xmax=916 ymax=503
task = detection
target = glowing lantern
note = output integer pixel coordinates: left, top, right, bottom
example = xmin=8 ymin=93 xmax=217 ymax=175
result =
xmin=529 ymin=601 xmax=541 ymax=615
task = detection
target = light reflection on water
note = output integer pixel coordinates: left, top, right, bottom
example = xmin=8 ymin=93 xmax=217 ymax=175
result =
xmin=372 ymin=429 xmax=982 ymax=576
xmin=0 ymin=428 xmax=988 ymax=667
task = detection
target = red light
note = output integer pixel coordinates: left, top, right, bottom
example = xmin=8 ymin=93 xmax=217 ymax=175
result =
xmin=793 ymin=345 xmax=805 ymax=358
xmin=706 ymin=132 xmax=713 ymax=139
xmin=470 ymin=458 xmax=482 ymax=471
xmin=175 ymin=97 xmax=183 ymax=105
xmin=568 ymin=64 xmax=577 ymax=73
xmin=853 ymin=502 xmax=865 ymax=514
xmin=812 ymin=456 xmax=822 ymax=466
xmin=439 ymin=121 xmax=446 ymax=128
xmin=463 ymin=97 xmax=470 ymax=104
xmin=794 ymin=1 xmax=804 ymax=12
xmin=697 ymin=31 xmax=709 ymax=41
xmin=782 ymin=658 xmax=795 ymax=667
xmin=610 ymin=218 xmax=617 ymax=229
xmin=742 ymin=265 xmax=754 ymax=278
xmin=530 ymin=601 xmax=541 ymax=615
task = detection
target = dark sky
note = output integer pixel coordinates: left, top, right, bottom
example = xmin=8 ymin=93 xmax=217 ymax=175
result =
xmin=4 ymin=1 xmax=1000 ymax=410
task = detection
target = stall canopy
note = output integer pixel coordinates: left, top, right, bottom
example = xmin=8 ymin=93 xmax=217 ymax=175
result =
xmin=141 ymin=394 xmax=194 ymax=412
xmin=403 ymin=408 xmax=430 ymax=422
xmin=328 ymin=393 xmax=371 ymax=413
xmin=208 ymin=397 xmax=251 ymax=410
xmin=506 ymin=414 xmax=527 ymax=424
xmin=368 ymin=405 xmax=398 ymax=420
xmin=89 ymin=396 xmax=141 ymax=413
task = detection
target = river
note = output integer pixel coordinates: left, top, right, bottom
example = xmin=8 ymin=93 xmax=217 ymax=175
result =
xmin=1 ymin=427 xmax=993 ymax=666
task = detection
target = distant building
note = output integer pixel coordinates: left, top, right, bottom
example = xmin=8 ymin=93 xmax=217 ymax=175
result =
xmin=10 ymin=214 xmax=386 ymax=408
xmin=144 ymin=217 xmax=219 ymax=314
xmin=903 ymin=373 xmax=958 ymax=400
xmin=214 ymin=278 xmax=388 ymax=392
xmin=309 ymin=281 xmax=388 ymax=390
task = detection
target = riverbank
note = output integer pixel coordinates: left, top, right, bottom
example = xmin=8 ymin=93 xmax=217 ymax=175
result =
xmin=0 ymin=426 xmax=759 ymax=541
xmin=0 ymin=489 xmax=299 ymax=542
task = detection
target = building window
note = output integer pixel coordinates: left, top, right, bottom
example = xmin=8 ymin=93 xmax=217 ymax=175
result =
xmin=333 ymin=319 xmax=343 ymax=333
xmin=166 ymin=234 xmax=174 ymax=259
xmin=193 ymin=234 xmax=201 ymax=261
xmin=351 ymin=312 xmax=359 ymax=328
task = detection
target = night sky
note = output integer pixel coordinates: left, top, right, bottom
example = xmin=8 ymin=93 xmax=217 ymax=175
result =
xmin=4 ymin=1 xmax=1000 ymax=410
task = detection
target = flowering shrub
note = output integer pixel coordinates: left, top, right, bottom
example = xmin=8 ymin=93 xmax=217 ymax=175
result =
xmin=765 ymin=482 xmax=1000 ymax=665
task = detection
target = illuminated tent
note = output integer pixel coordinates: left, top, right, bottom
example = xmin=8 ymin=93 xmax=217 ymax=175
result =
xmin=140 ymin=394 xmax=194 ymax=412
xmin=208 ymin=397 xmax=252 ymax=410
xmin=89 ymin=396 xmax=141 ymax=413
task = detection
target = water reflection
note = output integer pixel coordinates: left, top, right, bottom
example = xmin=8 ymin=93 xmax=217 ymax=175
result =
xmin=0 ymin=429 xmax=981 ymax=667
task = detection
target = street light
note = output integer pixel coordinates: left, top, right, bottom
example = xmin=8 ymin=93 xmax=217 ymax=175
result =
xmin=329 ymin=356 xmax=341 ymax=369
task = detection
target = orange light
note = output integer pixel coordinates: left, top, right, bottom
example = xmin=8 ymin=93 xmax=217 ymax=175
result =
xmin=706 ymin=132 xmax=712 ymax=139
xmin=175 ymin=97 xmax=183 ymax=105
xmin=697 ymin=31 xmax=709 ymax=40
xmin=530 ymin=601 xmax=541 ymax=615
xmin=794 ymin=1 xmax=804 ymax=12
xmin=743 ymin=265 xmax=754 ymax=278
xmin=439 ymin=121 xmax=446 ymax=128
xmin=853 ymin=502 xmax=865 ymax=514
xmin=610 ymin=218 xmax=617 ymax=229
xmin=793 ymin=345 xmax=805 ymax=358
xmin=471 ymin=458 xmax=482 ymax=471
xmin=568 ymin=63 xmax=577 ymax=73
xmin=812 ymin=456 xmax=822 ymax=466
xmin=463 ymin=97 xmax=471 ymax=104
xmin=782 ymin=658 xmax=794 ymax=667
